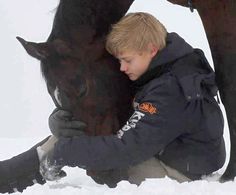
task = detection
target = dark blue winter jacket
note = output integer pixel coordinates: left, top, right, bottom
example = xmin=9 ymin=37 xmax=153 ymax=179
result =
xmin=53 ymin=33 xmax=226 ymax=179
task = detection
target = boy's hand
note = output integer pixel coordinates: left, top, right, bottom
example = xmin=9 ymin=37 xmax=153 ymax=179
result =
xmin=49 ymin=109 xmax=87 ymax=137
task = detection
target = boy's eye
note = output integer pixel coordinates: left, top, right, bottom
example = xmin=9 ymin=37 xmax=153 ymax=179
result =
xmin=118 ymin=58 xmax=132 ymax=64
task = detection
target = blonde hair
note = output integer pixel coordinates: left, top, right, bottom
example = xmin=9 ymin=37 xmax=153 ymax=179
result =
xmin=106 ymin=12 xmax=167 ymax=56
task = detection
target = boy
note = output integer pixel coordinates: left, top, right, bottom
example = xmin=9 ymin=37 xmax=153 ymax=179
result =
xmin=40 ymin=12 xmax=225 ymax=185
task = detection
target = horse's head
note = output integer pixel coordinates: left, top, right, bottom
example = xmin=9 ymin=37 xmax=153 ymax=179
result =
xmin=17 ymin=0 xmax=135 ymax=137
xmin=17 ymin=35 xmax=133 ymax=136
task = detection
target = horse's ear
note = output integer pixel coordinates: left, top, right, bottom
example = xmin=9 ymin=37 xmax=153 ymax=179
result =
xmin=16 ymin=36 xmax=51 ymax=60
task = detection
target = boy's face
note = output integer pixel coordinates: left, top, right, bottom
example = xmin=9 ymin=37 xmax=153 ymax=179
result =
xmin=116 ymin=46 xmax=158 ymax=81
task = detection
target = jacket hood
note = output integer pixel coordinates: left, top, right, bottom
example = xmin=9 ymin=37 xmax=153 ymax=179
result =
xmin=149 ymin=32 xmax=194 ymax=70
xmin=134 ymin=33 xmax=194 ymax=87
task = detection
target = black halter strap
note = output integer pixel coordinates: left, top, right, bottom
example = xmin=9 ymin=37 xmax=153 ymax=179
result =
xmin=188 ymin=0 xmax=194 ymax=12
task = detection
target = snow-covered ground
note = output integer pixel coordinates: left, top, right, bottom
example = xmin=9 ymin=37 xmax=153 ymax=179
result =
xmin=0 ymin=0 xmax=235 ymax=194
xmin=0 ymin=137 xmax=235 ymax=195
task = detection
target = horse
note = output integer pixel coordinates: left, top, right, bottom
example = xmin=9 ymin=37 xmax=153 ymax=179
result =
xmin=166 ymin=0 xmax=236 ymax=181
xmin=17 ymin=0 xmax=135 ymax=187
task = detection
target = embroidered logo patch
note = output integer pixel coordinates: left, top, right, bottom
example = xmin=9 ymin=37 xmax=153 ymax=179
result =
xmin=139 ymin=102 xmax=157 ymax=114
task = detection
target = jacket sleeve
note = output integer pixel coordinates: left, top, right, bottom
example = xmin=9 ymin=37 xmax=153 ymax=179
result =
xmin=53 ymin=76 xmax=185 ymax=170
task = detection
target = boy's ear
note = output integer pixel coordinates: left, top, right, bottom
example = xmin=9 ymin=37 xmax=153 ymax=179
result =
xmin=149 ymin=44 xmax=159 ymax=57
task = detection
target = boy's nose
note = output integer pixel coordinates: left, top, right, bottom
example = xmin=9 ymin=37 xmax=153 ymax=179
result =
xmin=120 ymin=62 xmax=128 ymax=72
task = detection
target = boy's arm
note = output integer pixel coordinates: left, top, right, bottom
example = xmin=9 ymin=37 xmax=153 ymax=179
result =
xmin=51 ymin=77 xmax=183 ymax=170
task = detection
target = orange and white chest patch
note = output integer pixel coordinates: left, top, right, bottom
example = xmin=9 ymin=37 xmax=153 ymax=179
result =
xmin=139 ymin=102 xmax=157 ymax=114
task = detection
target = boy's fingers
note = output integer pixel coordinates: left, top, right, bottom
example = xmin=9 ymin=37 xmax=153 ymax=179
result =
xmin=69 ymin=120 xmax=87 ymax=129
xmin=60 ymin=129 xmax=85 ymax=137
xmin=55 ymin=110 xmax=73 ymax=119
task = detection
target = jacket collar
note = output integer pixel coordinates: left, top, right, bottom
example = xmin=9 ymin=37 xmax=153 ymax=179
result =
xmin=134 ymin=32 xmax=194 ymax=87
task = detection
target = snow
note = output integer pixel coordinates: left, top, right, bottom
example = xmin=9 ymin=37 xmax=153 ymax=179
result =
xmin=0 ymin=0 xmax=235 ymax=194
xmin=0 ymin=138 xmax=236 ymax=195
